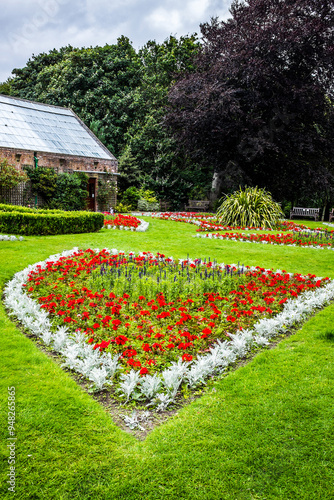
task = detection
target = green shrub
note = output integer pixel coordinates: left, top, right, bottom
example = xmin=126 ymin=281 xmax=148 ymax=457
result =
xmin=138 ymin=188 xmax=158 ymax=204
xmin=115 ymin=202 xmax=132 ymax=213
xmin=137 ymin=188 xmax=159 ymax=211
xmin=216 ymin=186 xmax=284 ymax=228
xmin=0 ymin=203 xmax=63 ymax=214
xmin=0 ymin=159 xmax=28 ymax=189
xmin=48 ymin=172 xmax=89 ymax=211
xmin=24 ymin=166 xmax=57 ymax=202
xmin=120 ymin=187 xmax=160 ymax=211
xmin=121 ymin=187 xmax=141 ymax=209
xmin=137 ymin=199 xmax=159 ymax=211
xmin=0 ymin=204 xmax=103 ymax=235
xmin=24 ymin=167 xmax=89 ymax=210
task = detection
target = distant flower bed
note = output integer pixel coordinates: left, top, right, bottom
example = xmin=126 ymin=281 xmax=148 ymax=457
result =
xmin=103 ymin=213 xmax=141 ymax=229
xmin=151 ymin=212 xmax=316 ymax=233
xmin=153 ymin=212 xmax=214 ymax=220
xmin=195 ymin=219 xmax=325 ymax=233
xmin=195 ymin=231 xmax=334 ymax=249
xmin=5 ymin=247 xmax=333 ymax=412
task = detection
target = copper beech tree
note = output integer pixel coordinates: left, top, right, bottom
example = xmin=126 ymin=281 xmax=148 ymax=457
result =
xmin=166 ymin=0 xmax=334 ymax=207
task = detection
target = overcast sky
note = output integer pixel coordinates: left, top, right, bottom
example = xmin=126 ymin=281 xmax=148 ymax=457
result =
xmin=0 ymin=0 xmax=232 ymax=83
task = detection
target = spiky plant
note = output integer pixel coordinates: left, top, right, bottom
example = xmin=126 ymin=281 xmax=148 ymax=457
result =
xmin=216 ymin=186 xmax=284 ymax=228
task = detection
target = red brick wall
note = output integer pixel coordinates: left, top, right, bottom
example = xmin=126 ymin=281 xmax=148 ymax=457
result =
xmin=0 ymin=147 xmax=117 ymax=174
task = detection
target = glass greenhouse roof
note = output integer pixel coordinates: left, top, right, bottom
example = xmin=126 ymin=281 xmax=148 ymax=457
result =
xmin=0 ymin=95 xmax=115 ymax=160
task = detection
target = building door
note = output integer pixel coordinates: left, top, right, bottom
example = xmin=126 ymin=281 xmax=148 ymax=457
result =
xmin=87 ymin=177 xmax=97 ymax=211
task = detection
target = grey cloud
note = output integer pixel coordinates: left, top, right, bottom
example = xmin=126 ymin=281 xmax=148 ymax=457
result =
xmin=0 ymin=0 xmax=231 ymax=83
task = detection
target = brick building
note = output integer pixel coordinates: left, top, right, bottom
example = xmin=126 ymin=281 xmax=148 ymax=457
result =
xmin=0 ymin=94 xmax=118 ymax=211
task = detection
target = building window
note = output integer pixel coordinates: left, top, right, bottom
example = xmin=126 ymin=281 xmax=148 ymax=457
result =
xmin=15 ymin=154 xmax=21 ymax=163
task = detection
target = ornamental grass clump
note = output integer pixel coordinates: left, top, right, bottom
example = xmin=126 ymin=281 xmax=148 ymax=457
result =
xmin=216 ymin=186 xmax=284 ymax=228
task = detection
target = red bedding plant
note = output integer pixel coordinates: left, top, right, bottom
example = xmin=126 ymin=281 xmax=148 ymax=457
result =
xmin=198 ymin=231 xmax=334 ymax=248
xmin=104 ymin=214 xmax=141 ymax=229
xmin=152 ymin=212 xmax=316 ymax=233
xmin=23 ymin=249 xmax=328 ymax=377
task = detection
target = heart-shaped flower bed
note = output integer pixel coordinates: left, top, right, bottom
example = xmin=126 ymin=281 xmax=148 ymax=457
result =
xmin=4 ymin=247 xmax=334 ymax=416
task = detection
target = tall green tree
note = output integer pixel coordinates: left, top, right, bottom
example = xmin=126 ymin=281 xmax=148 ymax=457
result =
xmin=117 ymin=35 xmax=202 ymax=206
xmin=7 ymin=35 xmax=201 ymax=206
xmin=10 ymin=38 xmax=141 ymax=157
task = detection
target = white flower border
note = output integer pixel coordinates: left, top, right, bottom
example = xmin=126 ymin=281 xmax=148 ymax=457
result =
xmin=4 ymin=247 xmax=334 ymax=412
xmin=0 ymin=234 xmax=24 ymax=241
xmin=193 ymin=232 xmax=334 ymax=251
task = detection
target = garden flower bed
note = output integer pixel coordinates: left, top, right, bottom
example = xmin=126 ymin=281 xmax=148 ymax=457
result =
xmin=150 ymin=212 xmax=317 ymax=233
xmin=195 ymin=219 xmax=312 ymax=232
xmin=103 ymin=213 xmax=149 ymax=232
xmin=4 ymin=247 xmax=334 ymax=419
xmin=194 ymin=231 xmax=334 ymax=249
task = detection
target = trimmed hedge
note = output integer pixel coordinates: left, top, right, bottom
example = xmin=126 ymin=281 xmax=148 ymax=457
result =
xmin=0 ymin=204 xmax=64 ymax=214
xmin=0 ymin=204 xmax=104 ymax=235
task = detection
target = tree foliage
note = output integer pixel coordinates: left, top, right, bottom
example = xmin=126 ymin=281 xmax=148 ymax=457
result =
xmin=117 ymin=36 xmax=202 ymax=206
xmin=166 ymin=0 xmax=334 ymax=205
xmin=9 ymin=38 xmax=141 ymax=157
xmin=6 ymin=36 xmax=202 ymax=207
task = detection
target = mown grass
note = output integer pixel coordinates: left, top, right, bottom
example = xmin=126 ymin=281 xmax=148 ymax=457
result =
xmin=1 ymin=217 xmax=334 ymax=499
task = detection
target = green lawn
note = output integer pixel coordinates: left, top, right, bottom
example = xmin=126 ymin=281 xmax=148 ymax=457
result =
xmin=1 ymin=218 xmax=334 ymax=499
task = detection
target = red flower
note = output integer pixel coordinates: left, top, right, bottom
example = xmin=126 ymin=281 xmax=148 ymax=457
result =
xmin=123 ymin=348 xmax=137 ymax=357
xmin=140 ymin=367 xmax=149 ymax=376
xmin=201 ymin=327 xmax=212 ymax=339
xmin=152 ymin=343 xmax=164 ymax=351
xmin=182 ymin=353 xmax=193 ymax=362
xmin=142 ymin=343 xmax=151 ymax=352
xmin=64 ymin=316 xmax=77 ymax=323
xmin=115 ymin=335 xmax=128 ymax=345
xmin=127 ymin=358 xmax=141 ymax=367
xmin=140 ymin=310 xmax=151 ymax=316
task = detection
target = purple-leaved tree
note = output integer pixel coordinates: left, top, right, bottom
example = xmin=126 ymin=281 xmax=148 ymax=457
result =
xmin=166 ymin=0 xmax=334 ymax=210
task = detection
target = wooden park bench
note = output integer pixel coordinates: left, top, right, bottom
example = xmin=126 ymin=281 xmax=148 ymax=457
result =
xmin=329 ymin=208 xmax=334 ymax=222
xmin=185 ymin=200 xmax=210 ymax=212
xmin=290 ymin=207 xmax=320 ymax=221
xmin=159 ymin=201 xmax=171 ymax=212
